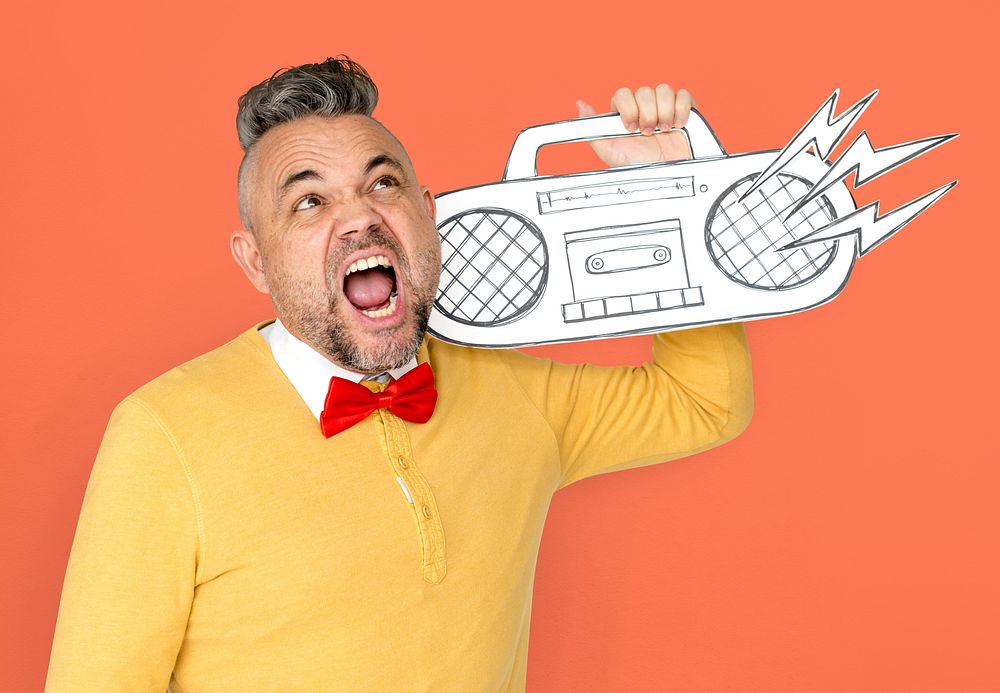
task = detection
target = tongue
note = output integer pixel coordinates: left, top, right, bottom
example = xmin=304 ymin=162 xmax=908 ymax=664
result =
xmin=344 ymin=268 xmax=394 ymax=310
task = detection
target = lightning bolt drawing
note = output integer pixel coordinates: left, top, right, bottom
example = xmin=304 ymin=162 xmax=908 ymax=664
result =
xmin=777 ymin=181 xmax=957 ymax=257
xmin=783 ymin=130 xmax=958 ymax=220
xmin=737 ymin=88 xmax=878 ymax=203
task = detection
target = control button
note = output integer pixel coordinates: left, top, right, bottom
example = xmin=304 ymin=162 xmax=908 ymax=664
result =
xmin=398 ymin=456 xmax=409 ymax=469
xmin=422 ymin=505 xmax=432 ymax=518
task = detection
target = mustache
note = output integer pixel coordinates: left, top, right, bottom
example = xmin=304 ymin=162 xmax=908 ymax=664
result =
xmin=326 ymin=229 xmax=409 ymax=281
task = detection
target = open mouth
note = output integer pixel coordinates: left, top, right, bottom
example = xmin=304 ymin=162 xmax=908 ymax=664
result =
xmin=342 ymin=253 xmax=401 ymax=319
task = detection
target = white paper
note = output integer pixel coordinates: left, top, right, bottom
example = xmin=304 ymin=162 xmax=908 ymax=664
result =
xmin=428 ymin=89 xmax=957 ymax=348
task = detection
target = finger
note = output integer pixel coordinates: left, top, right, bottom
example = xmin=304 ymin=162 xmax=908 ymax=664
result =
xmin=611 ymin=87 xmax=638 ymax=132
xmin=674 ymin=88 xmax=694 ymax=128
xmin=576 ymin=99 xmax=597 ymax=117
xmin=654 ymin=83 xmax=676 ymax=131
xmin=634 ymin=86 xmax=658 ymax=135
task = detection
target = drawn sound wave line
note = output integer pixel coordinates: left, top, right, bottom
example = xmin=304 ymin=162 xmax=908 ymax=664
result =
xmin=557 ymin=181 xmax=694 ymax=203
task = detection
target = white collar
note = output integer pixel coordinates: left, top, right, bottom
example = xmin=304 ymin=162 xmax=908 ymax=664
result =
xmin=259 ymin=318 xmax=419 ymax=421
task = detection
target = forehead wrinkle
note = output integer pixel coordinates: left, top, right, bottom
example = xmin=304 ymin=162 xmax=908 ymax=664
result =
xmin=368 ymin=119 xmax=419 ymax=180
xmin=254 ymin=115 xmax=419 ymax=217
xmin=267 ymin=148 xmax=330 ymax=211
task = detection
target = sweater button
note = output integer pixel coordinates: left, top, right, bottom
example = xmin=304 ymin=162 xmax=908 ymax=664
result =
xmin=398 ymin=456 xmax=408 ymax=469
xmin=422 ymin=504 xmax=432 ymax=518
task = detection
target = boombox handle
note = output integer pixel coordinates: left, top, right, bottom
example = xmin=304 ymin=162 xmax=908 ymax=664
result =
xmin=501 ymin=107 xmax=726 ymax=181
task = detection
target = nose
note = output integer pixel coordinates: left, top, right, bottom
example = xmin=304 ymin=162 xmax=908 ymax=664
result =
xmin=333 ymin=195 xmax=383 ymax=240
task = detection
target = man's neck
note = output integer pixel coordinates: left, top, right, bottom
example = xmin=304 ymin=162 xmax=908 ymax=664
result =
xmin=258 ymin=319 xmax=419 ymax=421
xmin=275 ymin=320 xmax=409 ymax=375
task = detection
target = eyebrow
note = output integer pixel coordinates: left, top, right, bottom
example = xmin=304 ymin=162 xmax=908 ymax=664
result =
xmin=278 ymin=169 xmax=323 ymax=198
xmin=365 ymin=153 xmax=407 ymax=179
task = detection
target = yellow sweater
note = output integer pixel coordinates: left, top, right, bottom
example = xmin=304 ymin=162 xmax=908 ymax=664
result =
xmin=45 ymin=321 xmax=753 ymax=692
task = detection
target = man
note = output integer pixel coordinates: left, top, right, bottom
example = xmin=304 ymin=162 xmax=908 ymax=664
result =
xmin=45 ymin=57 xmax=753 ymax=691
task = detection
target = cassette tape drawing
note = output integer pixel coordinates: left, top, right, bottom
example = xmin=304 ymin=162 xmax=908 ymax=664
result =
xmin=430 ymin=89 xmax=958 ymax=347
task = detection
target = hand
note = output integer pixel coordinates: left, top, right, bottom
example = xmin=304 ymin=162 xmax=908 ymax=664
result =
xmin=577 ymin=84 xmax=695 ymax=168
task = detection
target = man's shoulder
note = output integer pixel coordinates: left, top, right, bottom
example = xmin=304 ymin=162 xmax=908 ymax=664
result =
xmin=123 ymin=322 xmax=277 ymax=415
xmin=424 ymin=335 xmax=555 ymax=385
xmin=425 ymin=335 xmax=504 ymax=370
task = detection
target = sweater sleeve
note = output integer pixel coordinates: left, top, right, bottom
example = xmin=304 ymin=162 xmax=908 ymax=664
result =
xmin=45 ymin=397 xmax=200 ymax=692
xmin=498 ymin=323 xmax=754 ymax=490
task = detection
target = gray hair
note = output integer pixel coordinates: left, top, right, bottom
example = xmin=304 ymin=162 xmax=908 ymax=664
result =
xmin=236 ymin=55 xmax=378 ymax=152
xmin=235 ymin=56 xmax=379 ymax=232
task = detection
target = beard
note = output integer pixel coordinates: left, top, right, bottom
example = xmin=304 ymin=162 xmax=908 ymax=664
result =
xmin=322 ymin=295 xmax=431 ymax=373
xmin=269 ymin=228 xmax=440 ymax=373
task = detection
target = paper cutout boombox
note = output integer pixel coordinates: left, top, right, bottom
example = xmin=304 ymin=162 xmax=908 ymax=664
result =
xmin=428 ymin=101 xmax=954 ymax=348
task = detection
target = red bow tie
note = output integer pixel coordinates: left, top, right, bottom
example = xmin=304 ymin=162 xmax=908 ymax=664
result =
xmin=320 ymin=362 xmax=437 ymax=438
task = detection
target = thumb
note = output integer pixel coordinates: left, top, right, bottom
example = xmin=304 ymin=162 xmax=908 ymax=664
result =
xmin=577 ymin=99 xmax=613 ymax=163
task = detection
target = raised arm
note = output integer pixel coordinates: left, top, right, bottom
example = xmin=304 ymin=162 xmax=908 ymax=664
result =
xmin=500 ymin=322 xmax=752 ymax=490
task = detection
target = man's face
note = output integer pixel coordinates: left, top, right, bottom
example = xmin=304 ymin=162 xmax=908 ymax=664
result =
xmin=243 ymin=114 xmax=441 ymax=373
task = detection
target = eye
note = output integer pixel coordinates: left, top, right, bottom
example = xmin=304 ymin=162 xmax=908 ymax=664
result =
xmin=373 ymin=175 xmax=399 ymax=191
xmin=293 ymin=195 xmax=323 ymax=212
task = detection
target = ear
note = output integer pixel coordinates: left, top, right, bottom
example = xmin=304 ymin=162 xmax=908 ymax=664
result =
xmin=230 ymin=228 xmax=271 ymax=295
xmin=420 ymin=185 xmax=437 ymax=222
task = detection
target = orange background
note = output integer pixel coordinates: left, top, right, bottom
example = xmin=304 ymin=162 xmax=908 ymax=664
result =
xmin=3 ymin=0 xmax=996 ymax=690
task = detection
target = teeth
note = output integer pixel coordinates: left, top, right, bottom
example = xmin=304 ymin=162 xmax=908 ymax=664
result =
xmin=346 ymin=254 xmax=393 ymax=276
xmin=360 ymin=293 xmax=398 ymax=319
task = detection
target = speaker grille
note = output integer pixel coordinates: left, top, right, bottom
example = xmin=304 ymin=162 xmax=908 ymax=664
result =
xmin=706 ymin=172 xmax=838 ymax=290
xmin=436 ymin=209 xmax=547 ymax=326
